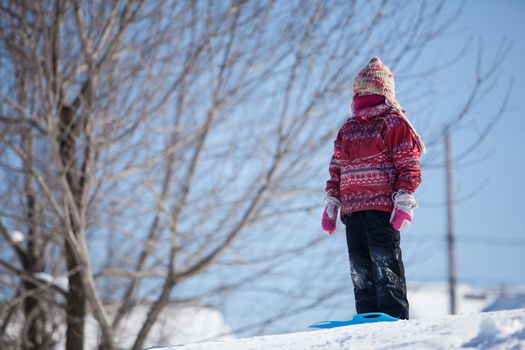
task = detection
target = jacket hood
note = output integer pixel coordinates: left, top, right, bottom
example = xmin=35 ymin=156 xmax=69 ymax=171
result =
xmin=351 ymin=57 xmax=426 ymax=154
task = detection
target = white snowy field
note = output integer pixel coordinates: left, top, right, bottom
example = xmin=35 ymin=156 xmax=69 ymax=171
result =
xmin=2 ymin=302 xmax=232 ymax=349
xmin=146 ymin=309 xmax=525 ymax=350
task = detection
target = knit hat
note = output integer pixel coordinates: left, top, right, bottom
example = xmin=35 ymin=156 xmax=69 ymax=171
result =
xmin=353 ymin=57 xmax=398 ymax=107
xmin=352 ymin=57 xmax=427 ymax=154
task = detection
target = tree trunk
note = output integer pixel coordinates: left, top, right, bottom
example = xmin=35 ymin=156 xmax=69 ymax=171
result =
xmin=19 ymin=67 xmax=45 ymax=350
xmin=59 ymin=105 xmax=86 ymax=350
xmin=64 ymin=259 xmax=86 ymax=350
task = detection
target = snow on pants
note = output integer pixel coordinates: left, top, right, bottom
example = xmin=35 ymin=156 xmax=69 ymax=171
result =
xmin=344 ymin=210 xmax=409 ymax=320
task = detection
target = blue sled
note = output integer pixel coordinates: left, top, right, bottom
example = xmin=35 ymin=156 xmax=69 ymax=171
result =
xmin=309 ymin=312 xmax=399 ymax=329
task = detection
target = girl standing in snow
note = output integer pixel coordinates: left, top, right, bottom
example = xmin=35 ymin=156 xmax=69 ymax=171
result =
xmin=321 ymin=57 xmax=426 ymax=320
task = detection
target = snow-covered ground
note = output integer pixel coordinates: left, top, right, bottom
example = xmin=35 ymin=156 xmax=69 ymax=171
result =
xmin=94 ymin=303 xmax=232 ymax=349
xmin=2 ymin=302 xmax=232 ymax=349
xmin=146 ymin=309 xmax=525 ymax=350
xmin=408 ymin=283 xmax=525 ymax=318
xmin=409 ymin=283 xmax=497 ymax=318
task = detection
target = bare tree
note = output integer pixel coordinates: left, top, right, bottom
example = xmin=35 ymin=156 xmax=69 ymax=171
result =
xmin=0 ymin=1 xmax=511 ymax=349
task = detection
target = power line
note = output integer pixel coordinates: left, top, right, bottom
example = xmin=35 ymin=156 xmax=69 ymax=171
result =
xmin=407 ymin=275 xmax=525 ymax=287
xmin=402 ymin=234 xmax=525 ymax=247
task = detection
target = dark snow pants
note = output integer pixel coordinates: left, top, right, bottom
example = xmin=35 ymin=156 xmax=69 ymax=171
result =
xmin=344 ymin=210 xmax=409 ymax=320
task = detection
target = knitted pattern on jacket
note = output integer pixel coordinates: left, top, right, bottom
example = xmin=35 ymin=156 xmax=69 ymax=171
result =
xmin=325 ymin=103 xmax=422 ymax=220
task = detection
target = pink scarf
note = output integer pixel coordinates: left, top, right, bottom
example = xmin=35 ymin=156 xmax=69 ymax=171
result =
xmin=352 ymin=94 xmax=385 ymax=111
xmin=350 ymin=95 xmax=426 ymax=154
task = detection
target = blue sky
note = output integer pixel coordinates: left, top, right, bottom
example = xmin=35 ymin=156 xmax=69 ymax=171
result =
xmin=175 ymin=1 xmax=525 ymax=336
xmin=404 ymin=0 xmax=525 ymax=287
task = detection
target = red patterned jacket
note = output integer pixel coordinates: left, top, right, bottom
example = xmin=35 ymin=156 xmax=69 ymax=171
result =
xmin=325 ymin=103 xmax=422 ymax=220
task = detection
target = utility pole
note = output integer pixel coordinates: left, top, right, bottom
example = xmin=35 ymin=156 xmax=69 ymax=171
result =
xmin=445 ymin=126 xmax=457 ymax=314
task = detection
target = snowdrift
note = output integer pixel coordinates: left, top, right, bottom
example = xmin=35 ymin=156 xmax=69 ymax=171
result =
xmin=146 ymin=309 xmax=525 ymax=350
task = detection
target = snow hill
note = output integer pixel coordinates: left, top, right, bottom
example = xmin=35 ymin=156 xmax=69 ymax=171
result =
xmin=408 ymin=283 xmax=498 ymax=318
xmin=146 ymin=309 xmax=525 ymax=350
xmin=96 ymin=303 xmax=232 ymax=349
xmin=2 ymin=302 xmax=232 ymax=349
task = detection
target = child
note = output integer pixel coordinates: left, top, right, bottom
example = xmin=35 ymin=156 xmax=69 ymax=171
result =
xmin=321 ymin=57 xmax=426 ymax=320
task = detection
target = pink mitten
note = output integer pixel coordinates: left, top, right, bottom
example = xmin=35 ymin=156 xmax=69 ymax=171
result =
xmin=390 ymin=191 xmax=417 ymax=231
xmin=322 ymin=197 xmax=341 ymax=235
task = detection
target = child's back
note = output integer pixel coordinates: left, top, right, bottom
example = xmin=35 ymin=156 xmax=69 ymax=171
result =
xmin=321 ymin=57 xmax=426 ymax=320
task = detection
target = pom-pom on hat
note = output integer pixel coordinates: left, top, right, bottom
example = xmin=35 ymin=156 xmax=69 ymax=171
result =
xmin=353 ymin=57 xmax=398 ymax=107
